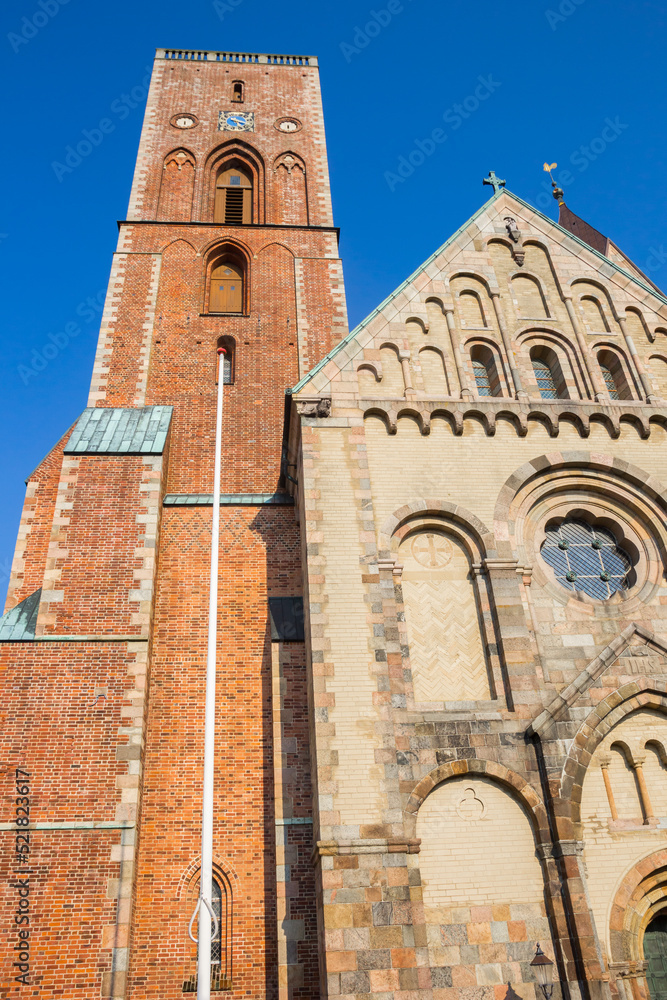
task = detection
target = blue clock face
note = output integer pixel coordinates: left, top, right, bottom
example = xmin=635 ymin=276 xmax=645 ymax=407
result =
xmin=218 ymin=111 xmax=255 ymax=133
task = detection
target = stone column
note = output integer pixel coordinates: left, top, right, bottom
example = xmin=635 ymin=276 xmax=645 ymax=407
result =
xmin=563 ymin=295 xmax=608 ymax=402
xmin=490 ymin=292 xmax=528 ymax=399
xmin=617 ymin=316 xmax=656 ymax=402
xmin=631 ymin=756 xmax=654 ymax=824
xmin=444 ymin=307 xmax=473 ymax=399
xmin=599 ymin=758 xmax=618 ymax=820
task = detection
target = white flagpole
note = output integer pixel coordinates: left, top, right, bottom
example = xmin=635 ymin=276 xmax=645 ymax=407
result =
xmin=197 ymin=346 xmax=226 ymax=1000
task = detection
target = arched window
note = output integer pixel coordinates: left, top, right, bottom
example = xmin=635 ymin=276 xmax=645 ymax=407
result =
xmin=183 ymin=870 xmax=234 ymax=993
xmin=598 ymin=350 xmax=631 ymax=400
xmin=214 ymin=165 xmax=252 ymax=225
xmin=217 ymin=337 xmax=235 ymax=384
xmin=530 ymin=347 xmax=568 ymax=399
xmin=211 ymin=878 xmax=222 ymax=967
xmin=470 ymin=345 xmax=501 ymax=397
xmin=231 ymin=81 xmax=244 ymax=103
xmin=209 ymin=260 xmax=244 ymax=314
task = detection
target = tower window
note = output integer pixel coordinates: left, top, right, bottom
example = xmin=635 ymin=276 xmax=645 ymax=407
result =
xmin=211 ymin=878 xmax=222 ymax=967
xmin=541 ymin=519 xmax=632 ymax=600
xmin=217 ymin=337 xmax=235 ymax=383
xmin=530 ymin=347 xmax=568 ymax=399
xmin=214 ymin=165 xmax=252 ymax=225
xmin=210 ymin=261 xmax=244 ymax=314
xmin=231 ymin=81 xmax=244 ymax=103
xmin=183 ymin=871 xmax=234 ymax=993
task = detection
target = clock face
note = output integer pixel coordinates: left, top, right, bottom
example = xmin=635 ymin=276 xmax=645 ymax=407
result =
xmin=218 ymin=111 xmax=255 ymax=133
xmin=171 ymin=114 xmax=197 ymax=129
xmin=274 ymin=117 xmax=302 ymax=134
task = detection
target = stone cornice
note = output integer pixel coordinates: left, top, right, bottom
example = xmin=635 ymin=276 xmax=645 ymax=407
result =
xmin=352 ymin=397 xmax=667 ymax=438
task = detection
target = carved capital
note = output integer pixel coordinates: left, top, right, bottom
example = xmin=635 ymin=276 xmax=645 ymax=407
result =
xmin=552 ymin=839 xmax=585 ymax=858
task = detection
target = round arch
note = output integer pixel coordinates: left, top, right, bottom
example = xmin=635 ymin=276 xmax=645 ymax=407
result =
xmin=404 ymin=757 xmax=549 ymax=842
xmin=559 ymin=683 xmax=667 ymax=832
xmin=378 ymin=498 xmax=495 ymax=562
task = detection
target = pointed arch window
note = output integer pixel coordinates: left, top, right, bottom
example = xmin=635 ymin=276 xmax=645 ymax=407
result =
xmin=209 ymin=259 xmax=244 ymax=314
xmin=530 ymin=347 xmax=568 ymax=400
xmin=214 ymin=165 xmax=252 ymax=225
xmin=470 ymin=345 xmax=501 ymax=397
xmin=183 ymin=869 xmax=234 ymax=993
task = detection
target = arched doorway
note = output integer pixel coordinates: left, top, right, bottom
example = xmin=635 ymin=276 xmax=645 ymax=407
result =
xmin=645 ymin=913 xmax=667 ymax=1000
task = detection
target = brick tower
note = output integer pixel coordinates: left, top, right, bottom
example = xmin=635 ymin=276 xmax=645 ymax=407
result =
xmin=0 ymin=48 xmax=347 ymax=999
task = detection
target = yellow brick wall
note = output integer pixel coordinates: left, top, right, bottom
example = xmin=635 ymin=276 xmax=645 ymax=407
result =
xmin=399 ymin=531 xmax=490 ymax=703
xmin=316 ymin=427 xmax=383 ymax=827
xmin=417 ymin=776 xmax=544 ymax=909
xmin=364 ymin=415 xmax=667 ymax=534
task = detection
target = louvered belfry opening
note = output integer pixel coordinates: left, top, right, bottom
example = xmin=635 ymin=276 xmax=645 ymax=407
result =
xmin=214 ymin=164 xmax=252 ymax=225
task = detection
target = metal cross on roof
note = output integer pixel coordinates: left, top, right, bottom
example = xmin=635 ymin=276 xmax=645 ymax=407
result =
xmin=483 ymin=170 xmax=506 ymax=194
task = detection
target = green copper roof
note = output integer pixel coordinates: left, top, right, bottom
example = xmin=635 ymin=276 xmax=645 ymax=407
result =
xmin=290 ymin=188 xmax=667 ymax=396
xmin=0 ymin=589 xmax=41 ymax=642
xmin=163 ymin=493 xmax=294 ymax=506
xmin=65 ymin=406 xmax=173 ymax=455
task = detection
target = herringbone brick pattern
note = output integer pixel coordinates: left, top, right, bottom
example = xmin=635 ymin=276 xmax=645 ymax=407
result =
xmin=400 ymin=532 xmax=490 ymax=702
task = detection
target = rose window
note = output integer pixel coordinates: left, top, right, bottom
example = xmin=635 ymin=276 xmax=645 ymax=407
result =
xmin=541 ymin=519 xmax=632 ymax=600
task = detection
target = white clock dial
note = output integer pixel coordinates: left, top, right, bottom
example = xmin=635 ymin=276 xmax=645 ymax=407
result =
xmin=280 ymin=121 xmax=298 ymax=132
xmin=175 ymin=116 xmax=194 ymax=128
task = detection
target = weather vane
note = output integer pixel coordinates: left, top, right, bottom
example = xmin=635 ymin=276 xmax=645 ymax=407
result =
xmin=543 ymin=162 xmax=564 ymax=205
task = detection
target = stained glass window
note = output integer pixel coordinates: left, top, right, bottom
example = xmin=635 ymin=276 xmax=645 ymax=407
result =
xmin=600 ymin=362 xmax=619 ymax=399
xmin=532 ymin=358 xmax=558 ymax=399
xmin=541 ymin=519 xmax=631 ymax=600
xmin=472 ymin=359 xmax=492 ymax=396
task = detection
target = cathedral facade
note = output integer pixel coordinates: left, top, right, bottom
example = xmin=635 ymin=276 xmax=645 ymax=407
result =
xmin=3 ymin=45 xmax=667 ymax=1000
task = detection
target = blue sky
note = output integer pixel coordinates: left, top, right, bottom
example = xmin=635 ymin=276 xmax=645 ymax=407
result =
xmin=1 ymin=0 xmax=665 ymax=604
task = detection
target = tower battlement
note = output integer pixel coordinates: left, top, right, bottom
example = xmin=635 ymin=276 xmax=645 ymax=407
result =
xmin=156 ymin=48 xmax=318 ymax=66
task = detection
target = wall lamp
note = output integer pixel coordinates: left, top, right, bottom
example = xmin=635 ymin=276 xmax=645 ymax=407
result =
xmin=531 ymin=944 xmax=555 ymax=1000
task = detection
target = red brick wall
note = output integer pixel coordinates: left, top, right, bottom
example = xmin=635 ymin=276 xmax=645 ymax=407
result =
xmin=0 ymin=643 xmax=140 ymax=995
xmin=1 ymin=51 xmax=343 ymax=1000
xmin=4 ymin=431 xmax=71 ymax=612
xmin=38 ymin=455 xmax=159 ymax=636
xmin=128 ymin=507 xmax=317 ymax=999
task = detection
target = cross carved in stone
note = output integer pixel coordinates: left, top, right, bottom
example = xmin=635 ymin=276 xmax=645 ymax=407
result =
xmin=411 ymin=533 xmax=452 ymax=568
